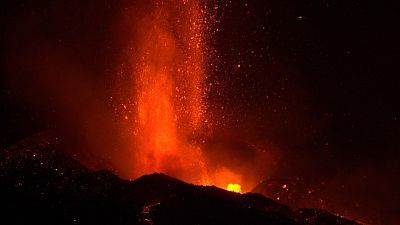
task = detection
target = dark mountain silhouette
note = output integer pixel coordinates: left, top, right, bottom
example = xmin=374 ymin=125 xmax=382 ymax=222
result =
xmin=0 ymin=132 xmax=360 ymax=225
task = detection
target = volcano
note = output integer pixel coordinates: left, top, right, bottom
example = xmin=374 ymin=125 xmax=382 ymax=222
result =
xmin=0 ymin=132 xmax=360 ymax=225
xmin=1 ymin=0 xmax=398 ymax=224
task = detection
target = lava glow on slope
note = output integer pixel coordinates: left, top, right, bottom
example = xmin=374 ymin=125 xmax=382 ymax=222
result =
xmin=227 ymin=184 xmax=242 ymax=193
xmin=115 ymin=0 xmax=243 ymax=191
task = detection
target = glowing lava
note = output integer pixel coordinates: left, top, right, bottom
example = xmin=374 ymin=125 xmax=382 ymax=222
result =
xmin=123 ymin=0 xmax=211 ymax=184
xmin=116 ymin=0 xmax=246 ymax=192
xmin=227 ymin=184 xmax=242 ymax=193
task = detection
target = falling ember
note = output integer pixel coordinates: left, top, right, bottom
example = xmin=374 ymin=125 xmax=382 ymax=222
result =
xmin=227 ymin=184 xmax=242 ymax=193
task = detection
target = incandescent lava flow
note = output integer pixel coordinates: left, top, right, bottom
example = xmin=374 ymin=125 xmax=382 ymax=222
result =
xmin=227 ymin=183 xmax=242 ymax=193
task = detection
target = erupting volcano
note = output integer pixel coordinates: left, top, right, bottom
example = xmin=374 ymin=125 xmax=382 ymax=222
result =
xmin=2 ymin=0 xmax=397 ymax=224
xmin=116 ymin=0 xmax=241 ymax=188
xmin=130 ymin=0 xmax=209 ymax=184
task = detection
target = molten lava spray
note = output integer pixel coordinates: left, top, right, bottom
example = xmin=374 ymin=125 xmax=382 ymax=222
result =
xmin=115 ymin=0 xmax=246 ymax=190
xmin=121 ymin=0 xmax=212 ymax=184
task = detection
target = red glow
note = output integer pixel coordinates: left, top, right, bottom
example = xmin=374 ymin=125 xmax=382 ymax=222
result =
xmin=119 ymin=0 xmax=212 ymax=185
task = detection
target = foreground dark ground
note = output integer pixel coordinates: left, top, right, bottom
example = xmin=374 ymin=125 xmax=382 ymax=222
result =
xmin=0 ymin=132 xmax=360 ymax=225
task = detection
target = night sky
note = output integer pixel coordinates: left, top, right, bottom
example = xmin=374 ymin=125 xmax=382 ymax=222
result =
xmin=1 ymin=0 xmax=399 ymax=224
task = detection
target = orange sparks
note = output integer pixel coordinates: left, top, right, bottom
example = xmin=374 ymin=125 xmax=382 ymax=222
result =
xmin=124 ymin=0 xmax=210 ymax=184
xmin=116 ymin=0 xmax=251 ymax=192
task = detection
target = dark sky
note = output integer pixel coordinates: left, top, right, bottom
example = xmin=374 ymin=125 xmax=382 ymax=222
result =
xmin=208 ymin=2 xmax=400 ymax=224
xmin=1 ymin=0 xmax=399 ymax=224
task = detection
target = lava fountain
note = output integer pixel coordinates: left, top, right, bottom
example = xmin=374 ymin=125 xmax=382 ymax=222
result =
xmin=116 ymin=0 xmax=216 ymax=185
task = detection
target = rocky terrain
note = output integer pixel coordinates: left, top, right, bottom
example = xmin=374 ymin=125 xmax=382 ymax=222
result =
xmin=0 ymin=132 xmax=360 ymax=225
